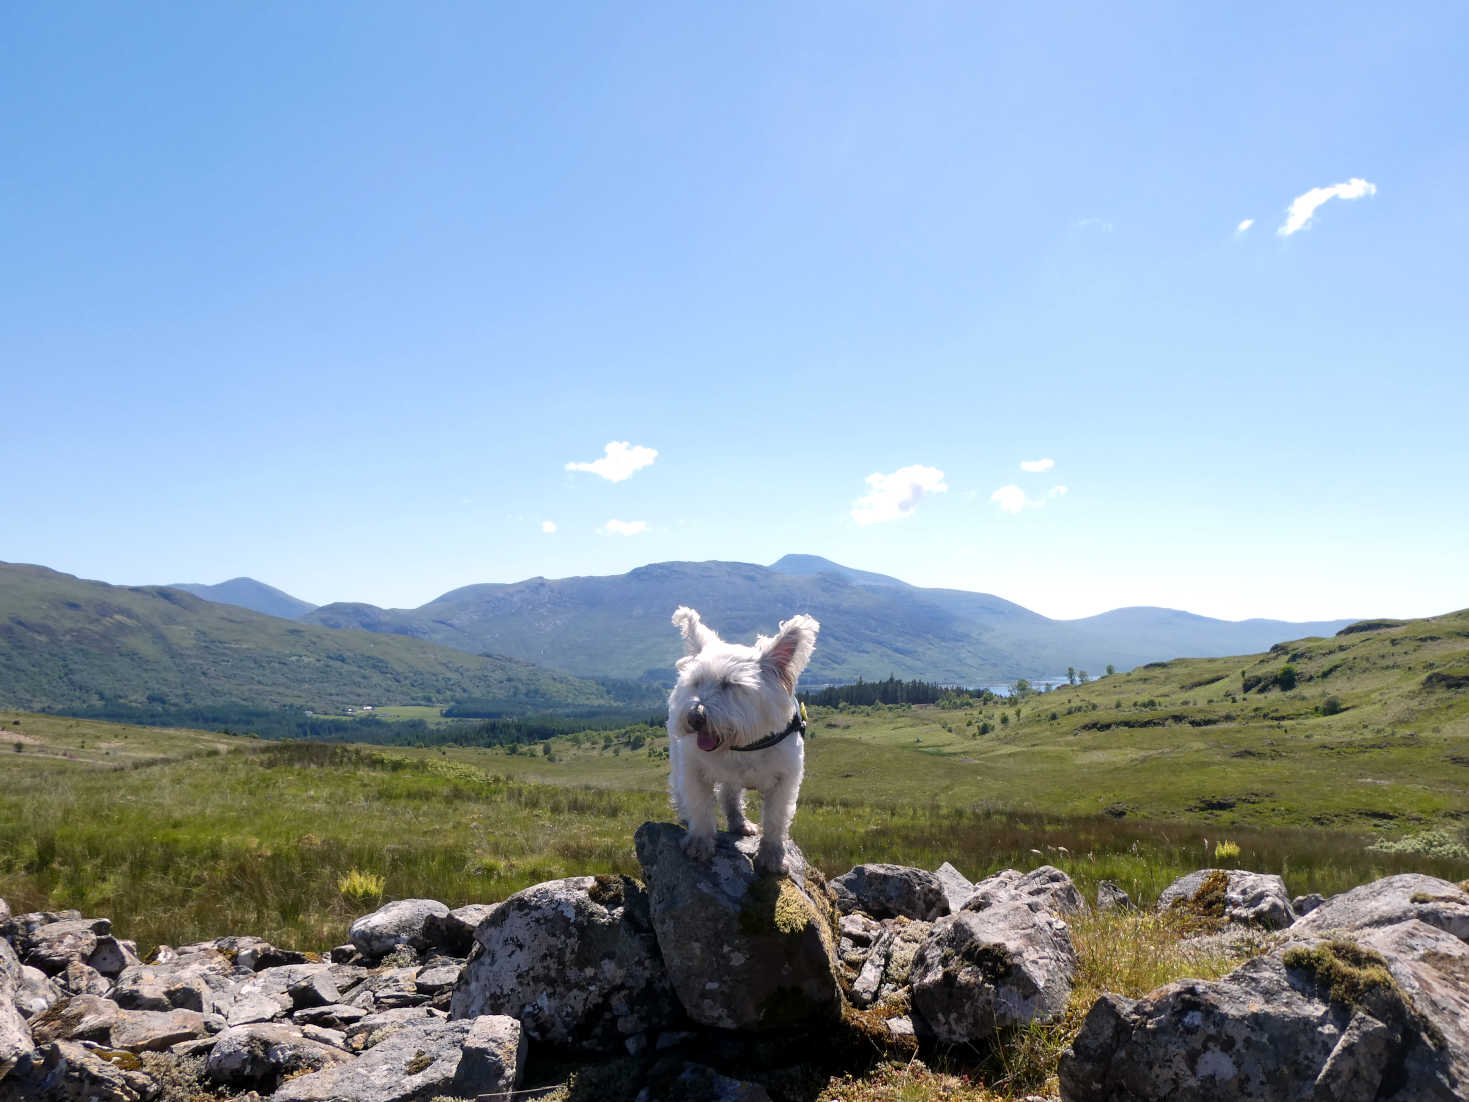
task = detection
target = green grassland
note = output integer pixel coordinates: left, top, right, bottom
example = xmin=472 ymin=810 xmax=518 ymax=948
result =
xmin=3 ymin=611 xmax=1466 ymax=1101
xmin=2 ymin=607 xmax=1466 ymax=958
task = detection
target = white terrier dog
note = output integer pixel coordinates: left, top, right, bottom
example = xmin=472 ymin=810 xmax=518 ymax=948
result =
xmin=666 ymin=606 xmax=820 ymax=874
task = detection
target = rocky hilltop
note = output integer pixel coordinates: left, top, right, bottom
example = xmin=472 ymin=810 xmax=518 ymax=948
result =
xmin=3 ymin=826 xmax=1468 ymax=1101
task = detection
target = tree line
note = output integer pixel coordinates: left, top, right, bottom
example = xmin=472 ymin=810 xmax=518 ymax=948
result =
xmin=798 ymin=676 xmax=998 ymax=708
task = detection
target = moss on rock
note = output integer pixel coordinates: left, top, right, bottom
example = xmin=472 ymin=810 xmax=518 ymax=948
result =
xmin=1283 ymin=938 xmax=1404 ymax=1018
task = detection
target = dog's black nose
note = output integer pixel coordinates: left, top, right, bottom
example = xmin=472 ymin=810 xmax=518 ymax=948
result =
xmin=688 ymin=703 xmax=707 ymax=731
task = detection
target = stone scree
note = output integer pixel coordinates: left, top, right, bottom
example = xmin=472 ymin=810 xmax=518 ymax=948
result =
xmin=4 ymin=838 xmax=1469 ymax=1101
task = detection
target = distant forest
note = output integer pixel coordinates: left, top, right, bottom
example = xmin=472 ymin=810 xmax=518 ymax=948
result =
xmin=799 ymin=676 xmax=997 ymax=708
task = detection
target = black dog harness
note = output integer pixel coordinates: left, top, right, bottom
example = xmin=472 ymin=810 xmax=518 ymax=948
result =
xmin=732 ymin=703 xmax=807 ymax=752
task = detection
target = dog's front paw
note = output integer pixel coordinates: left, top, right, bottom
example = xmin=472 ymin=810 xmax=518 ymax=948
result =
xmin=729 ymin=819 xmax=759 ymax=837
xmin=682 ymin=831 xmax=716 ymax=861
xmin=754 ymin=839 xmax=789 ymax=876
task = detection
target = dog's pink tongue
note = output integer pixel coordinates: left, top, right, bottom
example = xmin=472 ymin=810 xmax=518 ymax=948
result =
xmin=697 ymin=731 xmax=719 ymax=752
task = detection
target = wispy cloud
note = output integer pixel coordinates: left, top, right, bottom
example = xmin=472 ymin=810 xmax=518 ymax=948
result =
xmin=1020 ymin=458 xmax=1054 ymax=473
xmin=540 ymin=520 xmax=557 ymax=534
xmin=601 ymin=519 xmax=647 ymax=536
xmin=1278 ymin=178 xmax=1377 ymax=237
xmin=565 ymin=441 xmax=658 ymax=482
xmin=851 ymin=465 xmax=948 ymax=526
xmin=991 ymin=484 xmax=1068 ymax=514
xmin=1236 ymin=218 xmax=1254 ymax=234
xmin=1075 ymin=217 xmax=1115 ymax=233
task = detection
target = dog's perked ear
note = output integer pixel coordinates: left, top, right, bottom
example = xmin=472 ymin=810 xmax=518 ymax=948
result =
xmin=671 ymin=606 xmax=721 ymax=656
xmin=759 ymin=614 xmax=820 ymax=693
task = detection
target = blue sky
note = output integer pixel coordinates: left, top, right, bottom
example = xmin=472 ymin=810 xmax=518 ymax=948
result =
xmin=3 ymin=2 xmax=1465 ymax=621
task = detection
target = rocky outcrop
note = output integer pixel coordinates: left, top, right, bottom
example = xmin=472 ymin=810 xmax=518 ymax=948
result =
xmin=828 ymin=863 xmax=949 ymax=921
xmin=1289 ymin=873 xmax=1469 ymax=941
xmin=348 ymin=899 xmax=450 ymax=959
xmin=449 ymin=874 xmax=676 ymax=1052
xmin=1060 ymin=919 xmax=1469 ymax=1101
xmin=933 ymin=862 xmax=975 ymax=915
xmin=850 ymin=919 xmax=931 ymax=1008
xmin=962 ymin=864 xmax=1087 ymax=916
xmin=8 ymin=858 xmax=1469 ymax=1102
xmin=1096 ymin=880 xmax=1133 ymax=912
xmin=206 ymin=1022 xmax=353 ymax=1089
xmin=635 ymin=822 xmax=841 ymax=1031
xmin=271 ymin=1014 xmax=524 ymax=1102
xmin=1158 ymin=868 xmax=1295 ymax=929
xmin=0 ymin=939 xmax=34 ymax=1081
xmin=910 ymin=900 xmax=1078 ymax=1044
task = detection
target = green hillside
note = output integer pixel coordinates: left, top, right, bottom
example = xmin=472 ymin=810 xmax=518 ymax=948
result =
xmin=0 ymin=562 xmax=627 ymax=713
xmin=455 ymin=607 xmax=1469 ymax=842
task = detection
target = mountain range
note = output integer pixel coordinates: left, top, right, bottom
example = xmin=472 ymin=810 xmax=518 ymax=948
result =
xmin=0 ymin=563 xmax=626 ymax=714
xmin=172 ymin=554 xmax=1359 ymax=685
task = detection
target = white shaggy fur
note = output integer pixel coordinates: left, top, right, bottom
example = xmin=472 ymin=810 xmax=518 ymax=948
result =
xmin=666 ymin=606 xmax=820 ymax=874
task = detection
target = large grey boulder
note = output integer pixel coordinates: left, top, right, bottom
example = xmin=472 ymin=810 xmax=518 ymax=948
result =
xmin=963 ymin=865 xmax=1086 ymax=916
xmin=1059 ymin=918 xmax=1468 ymax=1101
xmin=349 ymin=899 xmax=450 ymax=959
xmin=1290 ymin=873 xmax=1469 ymax=941
xmin=109 ymin=1008 xmax=211 ymax=1052
xmin=21 ymin=918 xmax=111 ymax=976
xmin=86 ymin=936 xmax=140 ymax=978
xmin=0 ymin=990 xmax=33 ymax=1084
xmin=28 ymin=994 xmax=122 ymax=1045
xmin=112 ymin=953 xmax=234 ymax=1014
xmin=828 ymin=863 xmax=949 ymax=921
xmin=271 ymin=1015 xmax=524 ymax=1102
xmin=933 ymin=862 xmax=975 ymax=916
xmin=450 ymin=873 xmax=676 ymax=1051
xmin=13 ymin=1039 xmax=158 ymax=1101
xmin=11 ymin=965 xmax=59 ymax=1019
xmin=56 ymin=960 xmax=111 ymax=998
xmin=205 ymin=1022 xmax=353 ymax=1089
xmin=910 ymin=900 xmax=1077 ymax=1044
xmin=0 ymin=940 xmax=17 ymax=991
xmin=0 ymin=939 xmax=35 ymax=1083
xmin=343 ymin=1006 xmax=444 ymax=1052
xmin=1157 ymin=868 xmax=1295 ymax=930
xmin=225 ymin=962 xmax=337 ymax=1024
xmin=635 ymin=821 xmax=841 ymax=1031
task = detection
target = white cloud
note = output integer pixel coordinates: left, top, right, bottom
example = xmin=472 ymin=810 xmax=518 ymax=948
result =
xmin=851 ymin=465 xmax=948 ymax=526
xmin=540 ymin=520 xmax=557 ymax=534
xmin=1020 ymin=458 xmax=1055 ymax=473
xmin=990 ymin=485 xmax=1028 ymax=514
xmin=1278 ymin=178 xmax=1377 ymax=237
xmin=991 ymin=484 xmax=1068 ymax=514
xmin=601 ymin=518 xmax=647 ymax=536
xmin=1236 ymin=218 xmax=1254 ymax=234
xmin=565 ymin=441 xmax=658 ymax=482
xmin=1075 ymin=217 xmax=1114 ymax=232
